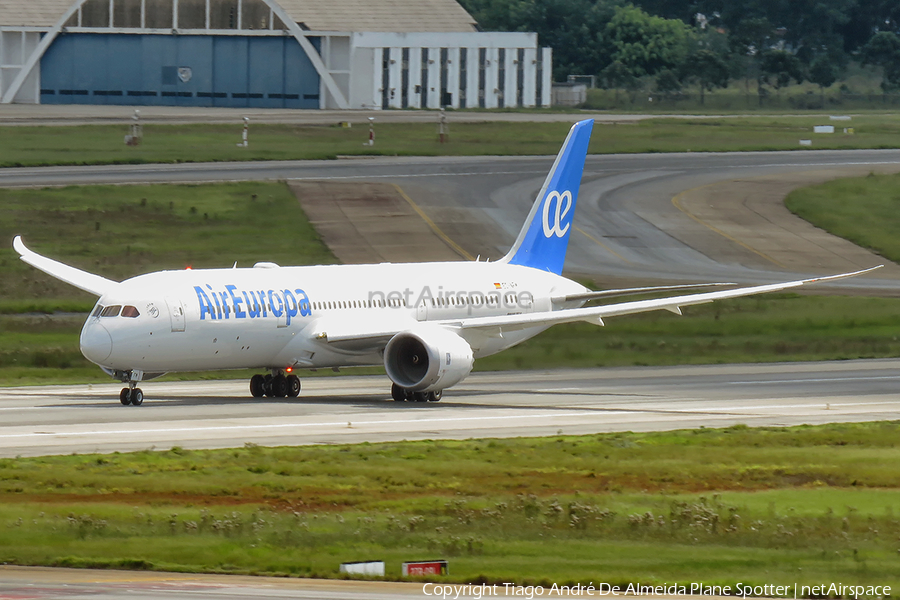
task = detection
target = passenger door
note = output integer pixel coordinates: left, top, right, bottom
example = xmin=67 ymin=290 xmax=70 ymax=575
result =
xmin=166 ymin=297 xmax=186 ymax=332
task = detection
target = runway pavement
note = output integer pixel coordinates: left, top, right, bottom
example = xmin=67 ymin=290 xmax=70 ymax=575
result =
xmin=1 ymin=360 xmax=898 ymax=458
xmin=0 ymin=567 xmax=732 ymax=600
xmin=0 ymin=566 xmax=433 ymax=600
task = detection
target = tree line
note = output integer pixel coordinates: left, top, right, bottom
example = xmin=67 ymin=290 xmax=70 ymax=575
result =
xmin=457 ymin=0 xmax=900 ymax=101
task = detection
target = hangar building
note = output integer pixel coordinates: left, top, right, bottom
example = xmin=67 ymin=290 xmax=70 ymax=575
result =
xmin=0 ymin=0 xmax=551 ymax=109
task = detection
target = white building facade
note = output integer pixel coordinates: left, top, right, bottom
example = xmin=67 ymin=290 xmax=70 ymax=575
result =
xmin=0 ymin=0 xmax=552 ymax=110
xmin=342 ymin=32 xmax=551 ymax=109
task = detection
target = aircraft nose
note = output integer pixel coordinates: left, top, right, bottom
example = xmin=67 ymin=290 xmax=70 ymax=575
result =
xmin=80 ymin=321 xmax=112 ymax=364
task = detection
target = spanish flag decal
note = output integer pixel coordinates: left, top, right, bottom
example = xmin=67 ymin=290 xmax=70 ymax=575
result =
xmin=494 ymin=283 xmax=502 ymax=289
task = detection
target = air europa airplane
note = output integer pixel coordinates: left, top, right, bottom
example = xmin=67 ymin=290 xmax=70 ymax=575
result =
xmin=14 ymin=119 xmax=877 ymax=406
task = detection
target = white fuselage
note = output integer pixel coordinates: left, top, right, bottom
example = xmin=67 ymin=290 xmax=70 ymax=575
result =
xmin=79 ymin=260 xmax=587 ymax=375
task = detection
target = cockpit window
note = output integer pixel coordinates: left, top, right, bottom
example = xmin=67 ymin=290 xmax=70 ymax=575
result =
xmin=92 ymin=304 xmax=103 ymax=318
xmin=121 ymin=305 xmax=140 ymax=318
xmin=100 ymin=305 xmax=121 ymax=317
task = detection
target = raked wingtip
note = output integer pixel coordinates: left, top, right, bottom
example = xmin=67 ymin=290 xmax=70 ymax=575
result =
xmin=803 ymin=264 xmax=884 ymax=285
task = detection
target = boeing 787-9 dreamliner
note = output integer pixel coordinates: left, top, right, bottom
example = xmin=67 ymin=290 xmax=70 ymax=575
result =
xmin=14 ymin=119 xmax=877 ymax=405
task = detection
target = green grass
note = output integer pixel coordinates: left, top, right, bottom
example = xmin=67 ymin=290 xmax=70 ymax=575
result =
xmin=786 ymin=172 xmax=900 ymax=264
xmin=1 ymin=117 xmax=900 ymax=168
xmin=0 ymin=181 xmax=337 ymax=304
xmin=1 ymin=423 xmax=899 ymax=585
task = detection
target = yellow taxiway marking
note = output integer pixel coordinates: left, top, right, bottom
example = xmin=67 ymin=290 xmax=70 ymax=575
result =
xmin=575 ymin=225 xmax=632 ymax=264
xmin=671 ymin=183 xmax=785 ymax=268
xmin=393 ymin=183 xmax=475 ymax=261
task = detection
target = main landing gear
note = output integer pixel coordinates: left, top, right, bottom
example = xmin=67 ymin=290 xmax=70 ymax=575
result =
xmin=250 ymin=371 xmax=301 ymax=398
xmin=391 ymin=383 xmax=442 ymax=403
xmin=119 ymin=385 xmax=143 ymax=406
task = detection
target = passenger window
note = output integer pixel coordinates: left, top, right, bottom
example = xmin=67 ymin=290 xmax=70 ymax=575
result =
xmin=100 ymin=305 xmax=121 ymax=317
xmin=121 ymin=305 xmax=140 ymax=318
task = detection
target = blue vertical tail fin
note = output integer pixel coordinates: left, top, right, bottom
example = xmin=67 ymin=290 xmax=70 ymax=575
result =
xmin=501 ymin=119 xmax=594 ymax=274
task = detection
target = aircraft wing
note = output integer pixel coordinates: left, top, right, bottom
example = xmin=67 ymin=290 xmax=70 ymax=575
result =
xmin=310 ymin=313 xmax=415 ymax=348
xmin=13 ymin=236 xmax=118 ymax=296
xmin=444 ymin=266 xmax=882 ymax=333
xmin=554 ymin=282 xmax=735 ymax=304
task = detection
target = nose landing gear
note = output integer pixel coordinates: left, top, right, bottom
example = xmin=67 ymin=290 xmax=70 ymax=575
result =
xmin=250 ymin=371 xmax=301 ymax=398
xmin=115 ymin=370 xmax=145 ymax=406
xmin=119 ymin=384 xmax=143 ymax=406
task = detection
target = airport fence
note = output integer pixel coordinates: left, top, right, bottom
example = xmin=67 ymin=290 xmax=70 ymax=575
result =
xmin=582 ymin=90 xmax=900 ymax=111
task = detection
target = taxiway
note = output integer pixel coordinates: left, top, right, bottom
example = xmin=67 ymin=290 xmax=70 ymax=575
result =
xmin=4 ymin=149 xmax=900 ymax=293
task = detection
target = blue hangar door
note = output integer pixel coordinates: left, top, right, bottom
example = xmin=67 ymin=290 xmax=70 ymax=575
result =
xmin=40 ymin=33 xmax=321 ymax=108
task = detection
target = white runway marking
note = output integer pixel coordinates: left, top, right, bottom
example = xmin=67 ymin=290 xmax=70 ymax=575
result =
xmin=727 ymin=375 xmax=900 ymax=384
xmin=0 ymin=410 xmax=607 ymax=440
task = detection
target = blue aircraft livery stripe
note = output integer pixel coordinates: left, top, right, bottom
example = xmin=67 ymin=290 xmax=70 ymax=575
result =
xmin=194 ymin=285 xmax=311 ymax=326
xmin=507 ymin=119 xmax=594 ymax=275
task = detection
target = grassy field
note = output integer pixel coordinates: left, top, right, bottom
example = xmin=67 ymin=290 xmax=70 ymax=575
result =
xmin=0 ymin=181 xmax=337 ymax=304
xmin=0 ymin=116 xmax=898 ymax=167
xmin=1 ymin=422 xmax=899 ymax=586
xmin=786 ymin=172 xmax=900 ymax=265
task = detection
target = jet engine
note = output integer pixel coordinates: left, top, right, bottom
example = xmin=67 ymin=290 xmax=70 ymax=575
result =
xmin=384 ymin=326 xmax=474 ymax=392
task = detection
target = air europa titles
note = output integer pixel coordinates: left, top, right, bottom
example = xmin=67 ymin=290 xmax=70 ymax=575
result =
xmin=193 ymin=284 xmax=311 ymax=325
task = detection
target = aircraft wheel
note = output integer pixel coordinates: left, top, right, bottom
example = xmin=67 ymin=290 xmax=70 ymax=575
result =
xmin=427 ymin=390 xmax=442 ymax=402
xmin=250 ymin=374 xmax=265 ymax=398
xmin=286 ymin=374 xmax=301 ymax=397
xmin=120 ymin=388 xmax=131 ymax=406
xmin=131 ymin=388 xmax=143 ymax=406
xmin=271 ymin=374 xmax=288 ymax=398
xmin=263 ymin=374 xmax=274 ymax=397
xmin=413 ymin=392 xmax=429 ymax=402
xmin=391 ymin=383 xmax=406 ymax=402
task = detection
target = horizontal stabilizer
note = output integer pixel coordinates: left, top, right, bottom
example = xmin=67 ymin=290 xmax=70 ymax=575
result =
xmin=13 ymin=236 xmax=118 ymax=297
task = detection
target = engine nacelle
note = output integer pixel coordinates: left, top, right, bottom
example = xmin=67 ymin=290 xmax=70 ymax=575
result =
xmin=384 ymin=326 xmax=474 ymax=392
